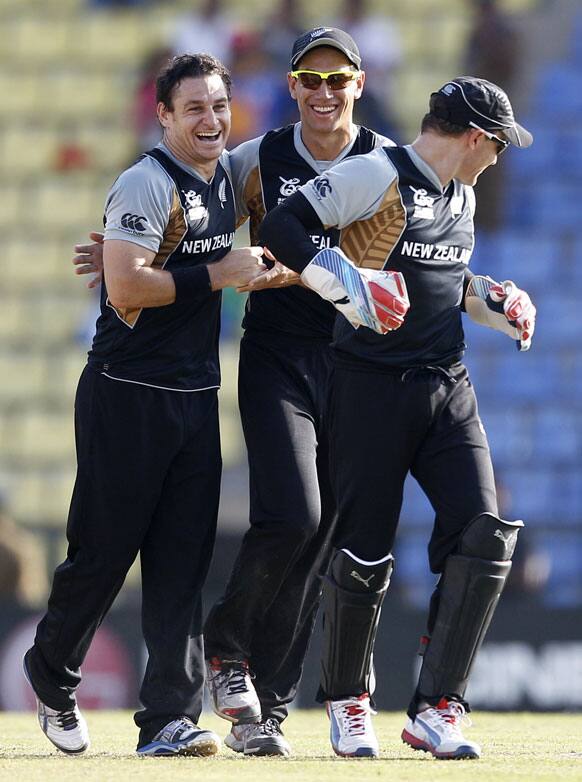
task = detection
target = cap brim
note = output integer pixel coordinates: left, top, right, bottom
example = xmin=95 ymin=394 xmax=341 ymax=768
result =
xmin=505 ymin=122 xmax=533 ymax=148
xmin=291 ymin=38 xmax=361 ymax=68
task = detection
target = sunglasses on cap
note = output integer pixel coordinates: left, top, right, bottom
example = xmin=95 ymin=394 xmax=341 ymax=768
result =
xmin=290 ymin=69 xmax=359 ymax=90
xmin=469 ymin=121 xmax=510 ymax=154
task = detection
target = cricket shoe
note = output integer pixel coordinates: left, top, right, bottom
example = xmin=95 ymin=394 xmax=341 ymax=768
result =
xmin=23 ymin=652 xmax=89 ymax=755
xmin=327 ymin=693 xmax=379 ymax=757
xmin=137 ymin=717 xmax=221 ymax=757
xmin=401 ymin=698 xmax=481 ymax=759
xmin=224 ymin=718 xmax=291 ymax=756
xmin=206 ymin=656 xmax=261 ymax=723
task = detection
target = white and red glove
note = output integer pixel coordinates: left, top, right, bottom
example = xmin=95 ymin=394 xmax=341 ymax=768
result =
xmin=301 ymin=247 xmax=409 ymax=335
xmin=489 ymin=280 xmax=536 ymax=351
xmin=465 ymin=275 xmax=536 ymax=351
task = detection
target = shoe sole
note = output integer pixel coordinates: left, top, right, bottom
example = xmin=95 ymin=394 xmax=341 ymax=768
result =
xmin=332 ymin=746 xmax=378 ymax=758
xmin=23 ymin=654 xmax=89 ymax=756
xmin=212 ymin=704 xmax=262 ymax=724
xmin=244 ymin=742 xmax=291 ymax=757
xmin=137 ymin=738 xmax=220 ymax=757
xmin=224 ymin=734 xmax=291 ymax=757
xmin=224 ymin=735 xmax=244 ymax=753
xmin=401 ymin=729 xmax=479 ymax=760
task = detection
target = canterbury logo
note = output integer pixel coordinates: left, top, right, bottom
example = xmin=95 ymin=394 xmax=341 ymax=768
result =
xmin=313 ymin=177 xmax=331 ymax=198
xmin=494 ymin=529 xmax=510 ymax=542
xmin=121 ymin=213 xmax=147 ymax=232
xmin=332 ymin=295 xmax=350 ymax=305
xmin=350 ymin=570 xmax=375 ymax=587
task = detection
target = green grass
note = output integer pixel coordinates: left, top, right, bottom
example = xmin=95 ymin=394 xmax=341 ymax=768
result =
xmin=1 ymin=711 xmax=582 ymax=782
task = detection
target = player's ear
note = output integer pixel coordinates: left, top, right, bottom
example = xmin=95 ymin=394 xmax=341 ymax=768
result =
xmin=354 ymin=69 xmax=365 ymax=100
xmin=287 ymin=72 xmax=299 ymax=101
xmin=157 ymin=101 xmax=171 ymax=127
xmin=467 ymin=127 xmax=482 ymax=151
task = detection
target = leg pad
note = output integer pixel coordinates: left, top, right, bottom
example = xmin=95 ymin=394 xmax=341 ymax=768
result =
xmin=320 ymin=549 xmax=393 ymax=699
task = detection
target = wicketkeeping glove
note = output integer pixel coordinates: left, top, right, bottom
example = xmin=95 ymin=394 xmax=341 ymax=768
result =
xmin=465 ymin=275 xmax=536 ymax=351
xmin=301 ymin=247 xmax=409 ymax=334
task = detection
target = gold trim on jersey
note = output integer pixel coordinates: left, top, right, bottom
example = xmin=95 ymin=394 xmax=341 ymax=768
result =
xmin=339 ymin=179 xmax=406 ymax=270
xmin=109 ymin=189 xmax=187 ymax=328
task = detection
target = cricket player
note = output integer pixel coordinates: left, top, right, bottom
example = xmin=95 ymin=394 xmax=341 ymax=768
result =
xmin=259 ymin=76 xmax=536 ymax=759
xmin=24 ymin=53 xmax=265 ymax=757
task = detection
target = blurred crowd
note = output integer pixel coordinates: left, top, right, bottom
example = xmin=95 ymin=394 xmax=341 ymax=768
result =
xmin=131 ymin=0 xmax=404 ymax=153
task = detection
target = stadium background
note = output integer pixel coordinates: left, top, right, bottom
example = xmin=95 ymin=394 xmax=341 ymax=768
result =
xmin=0 ymin=0 xmax=580 ymax=713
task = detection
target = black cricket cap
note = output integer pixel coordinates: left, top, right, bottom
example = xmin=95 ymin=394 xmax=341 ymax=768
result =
xmin=430 ymin=76 xmax=533 ymax=148
xmin=290 ymin=27 xmax=361 ymax=69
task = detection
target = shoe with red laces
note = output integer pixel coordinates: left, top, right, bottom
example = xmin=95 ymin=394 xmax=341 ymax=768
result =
xmin=206 ymin=657 xmax=261 ymax=723
xmin=327 ymin=693 xmax=379 ymax=757
xmin=402 ymin=697 xmax=481 ymax=759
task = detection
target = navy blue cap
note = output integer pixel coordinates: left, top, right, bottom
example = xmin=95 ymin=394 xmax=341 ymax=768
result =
xmin=431 ymin=76 xmax=533 ymax=148
xmin=291 ymin=27 xmax=361 ymax=69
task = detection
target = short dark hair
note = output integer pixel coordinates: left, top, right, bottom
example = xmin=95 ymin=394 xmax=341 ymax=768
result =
xmin=156 ymin=53 xmax=232 ymax=110
xmin=420 ymin=93 xmax=468 ymax=137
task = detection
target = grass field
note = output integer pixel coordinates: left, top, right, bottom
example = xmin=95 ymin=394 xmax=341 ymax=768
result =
xmin=1 ymin=710 xmax=582 ymax=782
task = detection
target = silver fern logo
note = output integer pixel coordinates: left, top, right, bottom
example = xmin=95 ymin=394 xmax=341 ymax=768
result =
xmin=218 ymin=179 xmax=228 ymax=209
xmin=311 ymin=27 xmax=331 ymax=39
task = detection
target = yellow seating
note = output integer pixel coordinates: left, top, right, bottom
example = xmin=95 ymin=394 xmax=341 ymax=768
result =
xmin=7 ymin=469 xmax=75 ymax=528
xmin=0 ymin=353 xmax=46 ymax=403
xmin=5 ymin=410 xmax=75 ymax=462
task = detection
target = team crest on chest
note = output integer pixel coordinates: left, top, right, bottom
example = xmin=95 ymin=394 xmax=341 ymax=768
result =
xmin=279 ymin=176 xmax=301 ymax=197
xmin=183 ymin=190 xmax=208 ymax=221
xmin=410 ymin=186 xmax=435 ymax=220
xmin=182 ymin=189 xmax=209 ymax=231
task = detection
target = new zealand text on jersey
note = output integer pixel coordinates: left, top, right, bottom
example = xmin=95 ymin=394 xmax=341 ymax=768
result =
xmin=401 ymin=240 xmax=471 ymax=264
xmin=182 ymin=232 xmax=235 ymax=254
xmin=310 ymin=234 xmax=331 ymax=250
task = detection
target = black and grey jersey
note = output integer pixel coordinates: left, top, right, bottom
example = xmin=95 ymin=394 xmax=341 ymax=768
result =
xmin=301 ymin=144 xmax=476 ymax=368
xmin=231 ymin=123 xmax=392 ymax=340
xmin=88 ymin=144 xmax=236 ymax=391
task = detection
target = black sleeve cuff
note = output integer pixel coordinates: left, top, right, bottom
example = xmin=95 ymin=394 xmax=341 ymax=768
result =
xmin=171 ymin=265 xmax=212 ymax=301
xmin=259 ymin=192 xmax=325 ymax=274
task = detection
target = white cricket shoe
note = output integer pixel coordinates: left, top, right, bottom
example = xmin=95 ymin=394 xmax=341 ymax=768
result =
xmin=327 ymin=693 xmax=379 ymax=757
xmin=137 ymin=717 xmax=221 ymax=757
xmin=224 ymin=718 xmax=291 ymax=756
xmin=206 ymin=657 xmax=261 ymax=723
xmin=36 ymin=701 xmax=90 ymax=755
xmin=402 ymin=698 xmax=481 ymax=759
xmin=23 ymin=653 xmax=89 ymax=755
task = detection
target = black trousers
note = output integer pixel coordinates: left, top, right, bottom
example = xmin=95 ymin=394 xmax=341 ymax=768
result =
xmin=204 ymin=332 xmax=336 ymax=722
xmin=330 ymin=363 xmax=498 ymax=571
xmin=27 ymin=366 xmax=221 ymax=744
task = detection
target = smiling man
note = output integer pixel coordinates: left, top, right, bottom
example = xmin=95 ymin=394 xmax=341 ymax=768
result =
xmin=23 ymin=54 xmax=265 ymax=758
xmin=202 ymin=28 xmax=406 ymax=758
xmin=259 ymin=76 xmax=536 ymax=759
xmin=69 ymin=31 xmax=405 ymax=759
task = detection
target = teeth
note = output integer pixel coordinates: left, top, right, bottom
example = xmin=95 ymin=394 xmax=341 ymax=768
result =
xmin=313 ymin=106 xmax=335 ymax=114
xmin=197 ymin=132 xmax=220 ymax=138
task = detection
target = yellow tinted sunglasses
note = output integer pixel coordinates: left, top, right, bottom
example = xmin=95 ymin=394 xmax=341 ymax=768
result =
xmin=290 ymin=69 xmax=359 ymax=91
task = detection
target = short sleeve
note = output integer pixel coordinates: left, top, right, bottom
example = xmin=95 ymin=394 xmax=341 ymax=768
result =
xmin=103 ymin=157 xmax=175 ymax=252
xmin=299 ymin=147 xmax=397 ymax=230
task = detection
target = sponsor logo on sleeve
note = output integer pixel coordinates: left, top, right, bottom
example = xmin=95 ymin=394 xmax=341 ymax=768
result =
xmin=120 ymin=213 xmax=148 ymax=232
xmin=311 ymin=176 xmax=332 ymax=200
